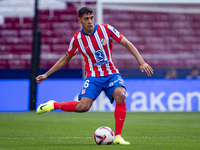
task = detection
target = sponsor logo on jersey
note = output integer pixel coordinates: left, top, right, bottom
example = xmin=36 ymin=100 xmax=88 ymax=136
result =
xmin=94 ymin=60 xmax=110 ymax=66
xmin=95 ymin=50 xmax=105 ymax=62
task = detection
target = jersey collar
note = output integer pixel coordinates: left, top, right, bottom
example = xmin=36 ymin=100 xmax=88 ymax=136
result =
xmin=82 ymin=23 xmax=97 ymax=36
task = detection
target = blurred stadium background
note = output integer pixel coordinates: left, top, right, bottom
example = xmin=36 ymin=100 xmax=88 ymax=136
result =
xmin=1 ymin=0 xmax=200 ymax=78
xmin=0 ymin=0 xmax=200 ymax=112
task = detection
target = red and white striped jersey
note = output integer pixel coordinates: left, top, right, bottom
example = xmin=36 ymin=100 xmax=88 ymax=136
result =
xmin=67 ymin=24 xmax=123 ymax=77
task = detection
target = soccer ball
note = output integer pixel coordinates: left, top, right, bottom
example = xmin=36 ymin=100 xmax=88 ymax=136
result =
xmin=94 ymin=126 xmax=115 ymax=145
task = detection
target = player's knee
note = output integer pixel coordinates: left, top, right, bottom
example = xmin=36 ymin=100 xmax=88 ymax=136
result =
xmin=114 ymin=88 xmax=126 ymax=103
xmin=75 ymin=98 xmax=93 ymax=112
xmin=75 ymin=103 xmax=90 ymax=112
xmin=116 ymin=92 xmax=126 ymax=103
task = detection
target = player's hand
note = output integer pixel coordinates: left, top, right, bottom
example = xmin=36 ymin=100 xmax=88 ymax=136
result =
xmin=36 ymin=74 xmax=47 ymax=84
xmin=140 ymin=63 xmax=154 ymax=77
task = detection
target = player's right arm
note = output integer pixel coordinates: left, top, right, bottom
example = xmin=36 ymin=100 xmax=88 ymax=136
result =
xmin=36 ymin=54 xmax=73 ymax=84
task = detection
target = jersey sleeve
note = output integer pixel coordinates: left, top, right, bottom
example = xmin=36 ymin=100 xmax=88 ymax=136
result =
xmin=107 ymin=24 xmax=123 ymax=43
xmin=67 ymin=36 xmax=79 ymax=56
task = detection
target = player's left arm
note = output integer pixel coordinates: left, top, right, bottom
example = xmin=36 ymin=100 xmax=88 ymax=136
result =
xmin=120 ymin=36 xmax=154 ymax=76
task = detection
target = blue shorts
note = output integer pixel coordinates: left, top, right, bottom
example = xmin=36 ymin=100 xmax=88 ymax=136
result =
xmin=78 ymin=74 xmax=125 ymax=103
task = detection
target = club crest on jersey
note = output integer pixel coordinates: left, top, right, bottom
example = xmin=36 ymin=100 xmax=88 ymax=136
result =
xmin=81 ymin=89 xmax=86 ymax=94
xmin=100 ymin=37 xmax=107 ymax=46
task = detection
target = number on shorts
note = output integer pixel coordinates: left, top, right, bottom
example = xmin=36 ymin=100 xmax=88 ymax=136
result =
xmin=84 ymin=80 xmax=90 ymax=88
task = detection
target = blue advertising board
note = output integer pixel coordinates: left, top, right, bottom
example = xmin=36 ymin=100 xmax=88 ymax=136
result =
xmin=124 ymin=79 xmax=200 ymax=112
xmin=0 ymin=79 xmax=199 ymax=112
xmin=37 ymin=79 xmax=200 ymax=112
xmin=0 ymin=79 xmax=29 ymax=112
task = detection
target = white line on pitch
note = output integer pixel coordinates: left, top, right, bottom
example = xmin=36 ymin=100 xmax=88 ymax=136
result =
xmin=0 ymin=137 xmax=93 ymax=140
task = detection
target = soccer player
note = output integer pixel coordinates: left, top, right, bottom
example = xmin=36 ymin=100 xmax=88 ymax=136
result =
xmin=36 ymin=7 xmax=153 ymax=145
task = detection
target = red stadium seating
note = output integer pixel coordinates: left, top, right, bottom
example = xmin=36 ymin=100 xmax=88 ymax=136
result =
xmin=0 ymin=3 xmax=200 ymax=69
xmin=15 ymin=23 xmax=33 ymax=30
xmin=0 ymin=30 xmax=18 ymax=37
xmin=8 ymin=59 xmax=30 ymax=69
xmin=68 ymin=58 xmax=82 ymax=69
xmin=4 ymin=17 xmax=20 ymax=24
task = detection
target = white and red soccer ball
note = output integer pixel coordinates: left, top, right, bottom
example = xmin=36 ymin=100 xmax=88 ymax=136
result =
xmin=94 ymin=126 xmax=115 ymax=145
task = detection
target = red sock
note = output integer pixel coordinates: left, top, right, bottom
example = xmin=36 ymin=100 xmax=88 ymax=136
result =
xmin=54 ymin=101 xmax=79 ymax=112
xmin=114 ymin=103 xmax=127 ymax=136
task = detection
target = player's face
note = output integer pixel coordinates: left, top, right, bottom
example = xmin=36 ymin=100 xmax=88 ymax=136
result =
xmin=78 ymin=13 xmax=94 ymax=35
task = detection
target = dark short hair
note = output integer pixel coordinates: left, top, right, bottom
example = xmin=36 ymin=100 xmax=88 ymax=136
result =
xmin=78 ymin=7 xmax=93 ymax=18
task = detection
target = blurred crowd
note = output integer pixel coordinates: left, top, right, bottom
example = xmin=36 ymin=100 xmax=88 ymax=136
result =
xmin=165 ymin=66 xmax=200 ymax=79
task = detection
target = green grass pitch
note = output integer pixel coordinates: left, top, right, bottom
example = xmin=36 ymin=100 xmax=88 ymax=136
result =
xmin=0 ymin=112 xmax=200 ymax=150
